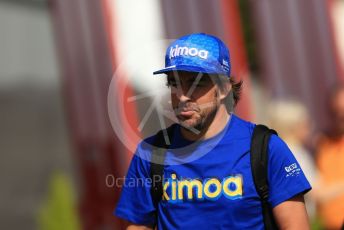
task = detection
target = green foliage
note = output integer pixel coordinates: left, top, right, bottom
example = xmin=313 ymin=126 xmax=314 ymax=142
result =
xmin=37 ymin=171 xmax=81 ymax=230
xmin=310 ymin=216 xmax=324 ymax=230
xmin=237 ymin=0 xmax=259 ymax=73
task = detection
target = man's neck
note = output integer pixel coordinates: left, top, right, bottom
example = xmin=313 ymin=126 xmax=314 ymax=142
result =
xmin=180 ymin=106 xmax=230 ymax=141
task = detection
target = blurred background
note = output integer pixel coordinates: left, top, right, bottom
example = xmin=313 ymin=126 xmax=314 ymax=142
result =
xmin=1 ymin=0 xmax=343 ymax=229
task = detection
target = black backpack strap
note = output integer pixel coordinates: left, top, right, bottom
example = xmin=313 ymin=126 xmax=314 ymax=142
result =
xmin=150 ymin=125 xmax=175 ymax=206
xmin=250 ymin=124 xmax=278 ymax=230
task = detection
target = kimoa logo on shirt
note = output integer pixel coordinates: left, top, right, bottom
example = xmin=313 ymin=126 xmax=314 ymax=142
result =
xmin=169 ymin=45 xmax=209 ymax=60
xmin=162 ymin=173 xmax=243 ymax=203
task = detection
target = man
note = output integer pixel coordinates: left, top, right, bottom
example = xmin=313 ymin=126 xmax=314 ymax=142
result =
xmin=316 ymin=85 xmax=344 ymax=230
xmin=115 ymin=33 xmax=311 ymax=229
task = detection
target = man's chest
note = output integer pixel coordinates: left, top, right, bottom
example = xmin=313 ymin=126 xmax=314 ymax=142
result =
xmin=155 ymin=139 xmax=265 ymax=229
xmin=161 ymin=149 xmax=259 ymax=204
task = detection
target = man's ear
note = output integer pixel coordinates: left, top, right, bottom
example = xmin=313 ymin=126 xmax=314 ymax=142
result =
xmin=218 ymin=82 xmax=232 ymax=100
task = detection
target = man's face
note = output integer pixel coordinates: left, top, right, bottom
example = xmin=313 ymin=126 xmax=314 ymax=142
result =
xmin=167 ymin=71 xmax=223 ymax=132
xmin=331 ymin=89 xmax=344 ymax=134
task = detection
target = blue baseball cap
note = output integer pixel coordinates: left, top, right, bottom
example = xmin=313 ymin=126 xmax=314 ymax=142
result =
xmin=153 ymin=33 xmax=231 ymax=77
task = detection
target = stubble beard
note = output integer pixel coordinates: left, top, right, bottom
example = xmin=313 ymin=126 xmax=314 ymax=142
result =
xmin=174 ymin=99 xmax=219 ymax=134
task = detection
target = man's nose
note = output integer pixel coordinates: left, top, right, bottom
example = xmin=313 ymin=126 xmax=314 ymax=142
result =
xmin=176 ymin=87 xmax=191 ymax=102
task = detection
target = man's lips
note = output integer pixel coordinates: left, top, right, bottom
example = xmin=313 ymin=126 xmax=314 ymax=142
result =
xmin=175 ymin=105 xmax=198 ymax=118
xmin=179 ymin=110 xmax=194 ymax=117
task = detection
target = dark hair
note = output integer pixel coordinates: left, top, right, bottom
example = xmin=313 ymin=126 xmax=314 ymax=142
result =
xmin=229 ymin=77 xmax=243 ymax=106
xmin=213 ymin=75 xmax=243 ymax=107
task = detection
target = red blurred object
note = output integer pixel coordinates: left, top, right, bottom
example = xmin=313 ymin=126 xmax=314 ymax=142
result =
xmin=50 ymin=0 xmax=139 ymax=229
xmin=221 ymin=0 xmax=253 ymax=121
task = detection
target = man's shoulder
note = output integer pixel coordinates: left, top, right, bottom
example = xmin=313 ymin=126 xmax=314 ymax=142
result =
xmin=230 ymin=114 xmax=256 ymax=139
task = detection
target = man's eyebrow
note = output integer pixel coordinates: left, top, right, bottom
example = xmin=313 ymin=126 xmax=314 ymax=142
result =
xmin=196 ymin=76 xmax=211 ymax=82
xmin=167 ymin=75 xmax=211 ymax=82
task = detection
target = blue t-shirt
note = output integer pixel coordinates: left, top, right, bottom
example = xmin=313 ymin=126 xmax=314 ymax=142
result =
xmin=115 ymin=114 xmax=311 ymax=229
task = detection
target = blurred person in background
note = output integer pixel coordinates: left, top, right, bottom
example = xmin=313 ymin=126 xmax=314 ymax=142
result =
xmin=267 ymin=100 xmax=318 ymax=221
xmin=316 ymin=84 xmax=344 ymax=230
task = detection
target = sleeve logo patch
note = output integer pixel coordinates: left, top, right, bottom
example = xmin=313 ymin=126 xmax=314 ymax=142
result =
xmin=285 ymin=163 xmax=301 ymax=177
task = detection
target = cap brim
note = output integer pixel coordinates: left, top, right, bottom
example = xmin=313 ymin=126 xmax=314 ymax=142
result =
xmin=153 ymin=66 xmax=178 ymax=75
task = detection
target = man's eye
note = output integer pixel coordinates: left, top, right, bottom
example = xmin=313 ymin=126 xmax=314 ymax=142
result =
xmin=195 ymin=82 xmax=207 ymax=87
